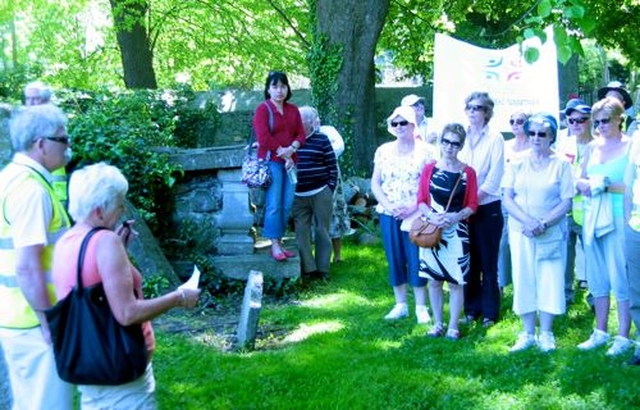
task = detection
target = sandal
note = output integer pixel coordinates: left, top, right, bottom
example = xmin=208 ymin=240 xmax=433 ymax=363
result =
xmin=427 ymin=324 xmax=446 ymax=338
xmin=445 ymin=329 xmax=460 ymax=340
xmin=482 ymin=318 xmax=496 ymax=328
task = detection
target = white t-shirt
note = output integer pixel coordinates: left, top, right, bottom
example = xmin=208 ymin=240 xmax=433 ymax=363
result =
xmin=501 ymin=155 xmax=574 ymax=231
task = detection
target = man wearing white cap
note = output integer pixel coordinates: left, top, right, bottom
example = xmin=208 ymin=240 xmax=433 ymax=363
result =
xmin=401 ymin=94 xmax=438 ymax=144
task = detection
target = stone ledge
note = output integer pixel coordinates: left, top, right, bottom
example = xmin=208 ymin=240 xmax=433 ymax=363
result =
xmin=210 ymin=254 xmax=300 ymax=281
xmin=160 ymin=145 xmax=246 ymax=171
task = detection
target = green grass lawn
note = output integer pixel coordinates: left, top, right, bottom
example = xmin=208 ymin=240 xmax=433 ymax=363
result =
xmin=153 ymin=241 xmax=639 ymax=409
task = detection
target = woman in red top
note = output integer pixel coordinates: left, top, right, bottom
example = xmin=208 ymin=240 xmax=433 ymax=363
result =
xmin=252 ymin=71 xmax=306 ymax=261
xmin=417 ymin=123 xmax=478 ymax=339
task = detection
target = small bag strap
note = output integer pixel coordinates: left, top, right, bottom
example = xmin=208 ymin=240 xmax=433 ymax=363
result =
xmin=75 ymin=227 xmax=108 ymax=294
xmin=248 ymin=102 xmax=274 ymax=156
xmin=443 ymin=172 xmax=463 ymax=213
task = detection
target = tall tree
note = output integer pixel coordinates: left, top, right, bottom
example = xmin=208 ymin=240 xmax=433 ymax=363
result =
xmin=109 ymin=0 xmax=157 ymax=88
xmin=314 ymin=0 xmax=390 ymax=175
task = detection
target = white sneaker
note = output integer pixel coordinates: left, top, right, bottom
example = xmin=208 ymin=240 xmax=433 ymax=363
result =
xmin=577 ymin=329 xmax=610 ymax=350
xmin=510 ymin=332 xmax=536 ymax=353
xmin=537 ymin=331 xmax=556 ymax=352
xmin=415 ymin=305 xmax=431 ymax=324
xmin=606 ymin=335 xmax=633 ymax=356
xmin=384 ymin=304 xmax=409 ymax=320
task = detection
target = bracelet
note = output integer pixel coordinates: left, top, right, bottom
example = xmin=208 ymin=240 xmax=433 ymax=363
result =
xmin=177 ymin=288 xmax=186 ymax=307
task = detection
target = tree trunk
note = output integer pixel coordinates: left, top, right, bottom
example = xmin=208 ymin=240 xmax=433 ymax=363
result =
xmin=315 ymin=0 xmax=390 ymax=176
xmin=109 ymin=0 xmax=157 ymax=89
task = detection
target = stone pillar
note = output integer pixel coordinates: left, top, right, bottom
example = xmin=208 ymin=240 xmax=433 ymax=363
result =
xmin=216 ymin=169 xmax=254 ymax=255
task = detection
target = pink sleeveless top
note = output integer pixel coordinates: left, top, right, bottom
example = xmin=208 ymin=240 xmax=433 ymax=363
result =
xmin=52 ymin=226 xmax=155 ymax=357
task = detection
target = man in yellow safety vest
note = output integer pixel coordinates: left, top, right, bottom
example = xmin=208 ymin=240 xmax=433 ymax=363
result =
xmin=0 ymin=104 xmax=73 ymax=409
xmin=23 ymin=81 xmax=69 ymax=209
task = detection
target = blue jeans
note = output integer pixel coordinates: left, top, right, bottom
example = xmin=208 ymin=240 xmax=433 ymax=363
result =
xmin=379 ymin=214 xmax=426 ymax=287
xmin=263 ymin=161 xmax=295 ymax=239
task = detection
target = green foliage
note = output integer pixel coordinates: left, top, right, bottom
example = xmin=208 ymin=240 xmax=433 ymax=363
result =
xmin=153 ymin=241 xmax=640 ymax=408
xmin=142 ymin=274 xmax=171 ymax=299
xmin=60 ymin=88 xmax=204 ymax=230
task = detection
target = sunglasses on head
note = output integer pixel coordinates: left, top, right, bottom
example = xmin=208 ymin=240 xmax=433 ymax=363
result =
xmin=527 ymin=131 xmax=548 ymax=138
xmin=567 ymin=117 xmax=589 ymax=125
xmin=509 ymin=118 xmax=525 ymax=125
xmin=390 ymin=120 xmax=409 ymax=127
xmin=593 ymin=118 xmax=612 ymax=127
xmin=465 ymin=104 xmax=486 ymax=112
xmin=441 ymin=138 xmax=462 ymax=148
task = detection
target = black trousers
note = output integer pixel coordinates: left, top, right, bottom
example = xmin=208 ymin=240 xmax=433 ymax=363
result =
xmin=464 ymin=200 xmax=504 ymax=321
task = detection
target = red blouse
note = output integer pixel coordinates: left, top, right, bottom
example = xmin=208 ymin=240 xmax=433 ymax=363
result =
xmin=252 ymin=100 xmax=306 ymax=163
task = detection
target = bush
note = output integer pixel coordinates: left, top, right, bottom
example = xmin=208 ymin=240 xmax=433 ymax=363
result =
xmin=59 ymin=88 xmax=220 ymax=232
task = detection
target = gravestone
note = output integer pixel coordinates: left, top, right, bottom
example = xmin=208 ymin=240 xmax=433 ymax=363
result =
xmin=236 ymin=270 xmax=264 ymax=350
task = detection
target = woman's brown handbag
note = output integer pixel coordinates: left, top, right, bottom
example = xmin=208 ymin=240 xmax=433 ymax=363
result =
xmin=409 ymin=172 xmax=463 ymax=248
xmin=409 ymin=218 xmax=442 ymax=248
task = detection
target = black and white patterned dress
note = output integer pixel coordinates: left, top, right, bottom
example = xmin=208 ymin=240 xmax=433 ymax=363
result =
xmin=418 ymin=168 xmax=470 ymax=284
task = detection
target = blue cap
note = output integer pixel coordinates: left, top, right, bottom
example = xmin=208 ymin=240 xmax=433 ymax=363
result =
xmin=562 ymin=98 xmax=591 ymax=116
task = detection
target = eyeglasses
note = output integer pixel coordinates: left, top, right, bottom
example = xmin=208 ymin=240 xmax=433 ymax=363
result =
xmin=44 ymin=136 xmax=70 ymax=145
xmin=390 ymin=120 xmax=409 ymax=127
xmin=509 ymin=118 xmax=525 ymax=125
xmin=465 ymin=104 xmax=486 ymax=112
xmin=593 ymin=118 xmax=612 ymax=127
xmin=527 ymin=131 xmax=548 ymax=138
xmin=567 ymin=117 xmax=589 ymax=125
xmin=441 ymin=138 xmax=462 ymax=148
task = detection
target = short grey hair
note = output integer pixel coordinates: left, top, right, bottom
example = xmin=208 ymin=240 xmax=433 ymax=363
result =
xmin=68 ymin=163 xmax=129 ymax=222
xmin=9 ymin=104 xmax=67 ymax=152
xmin=24 ymin=81 xmax=53 ymax=103
xmin=299 ymin=106 xmax=320 ymax=133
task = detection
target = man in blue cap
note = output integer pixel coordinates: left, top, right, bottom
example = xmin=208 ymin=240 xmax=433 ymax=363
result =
xmin=556 ymin=98 xmax=594 ymax=305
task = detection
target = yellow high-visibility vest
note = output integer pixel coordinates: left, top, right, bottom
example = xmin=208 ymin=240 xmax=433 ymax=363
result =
xmin=0 ymin=163 xmax=70 ymax=329
xmin=51 ymin=167 xmax=68 ymax=208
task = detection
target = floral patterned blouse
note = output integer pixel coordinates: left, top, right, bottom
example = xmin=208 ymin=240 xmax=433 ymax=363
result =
xmin=374 ymin=140 xmax=435 ymax=216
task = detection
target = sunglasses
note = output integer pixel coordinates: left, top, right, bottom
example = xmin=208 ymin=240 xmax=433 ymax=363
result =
xmin=43 ymin=136 xmax=70 ymax=145
xmin=441 ymin=138 xmax=462 ymax=148
xmin=509 ymin=118 xmax=525 ymax=125
xmin=390 ymin=120 xmax=409 ymax=127
xmin=465 ymin=104 xmax=486 ymax=112
xmin=567 ymin=117 xmax=589 ymax=125
xmin=593 ymin=118 xmax=612 ymax=127
xmin=527 ymin=131 xmax=548 ymax=138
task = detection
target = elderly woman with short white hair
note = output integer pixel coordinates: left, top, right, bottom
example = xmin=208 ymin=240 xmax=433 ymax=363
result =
xmin=52 ymin=163 xmax=201 ymax=409
xmin=502 ymin=113 xmax=573 ymax=352
xmin=371 ymin=106 xmax=436 ymax=324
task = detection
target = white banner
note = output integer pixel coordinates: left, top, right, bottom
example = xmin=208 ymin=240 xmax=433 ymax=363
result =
xmin=433 ymin=29 xmax=559 ymax=134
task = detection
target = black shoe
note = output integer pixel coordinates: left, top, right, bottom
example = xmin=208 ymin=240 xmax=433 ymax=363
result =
xmin=627 ymin=356 xmax=640 ymax=366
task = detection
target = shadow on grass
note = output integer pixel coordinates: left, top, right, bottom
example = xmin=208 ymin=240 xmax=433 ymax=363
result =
xmin=154 ymin=241 xmax=639 ymax=409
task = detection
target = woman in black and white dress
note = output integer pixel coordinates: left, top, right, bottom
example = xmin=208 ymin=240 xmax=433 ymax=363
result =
xmin=417 ymin=123 xmax=478 ymax=339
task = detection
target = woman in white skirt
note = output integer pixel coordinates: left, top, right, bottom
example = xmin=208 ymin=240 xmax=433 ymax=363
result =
xmin=502 ymin=113 xmax=573 ymax=352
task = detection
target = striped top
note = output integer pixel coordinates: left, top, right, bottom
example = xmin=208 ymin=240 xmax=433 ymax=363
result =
xmin=295 ymin=131 xmax=338 ymax=195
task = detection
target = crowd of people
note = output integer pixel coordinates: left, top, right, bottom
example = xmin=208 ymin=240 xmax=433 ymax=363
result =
xmin=1 ymin=74 xmax=639 ymax=409
xmin=373 ymin=83 xmax=640 ymax=365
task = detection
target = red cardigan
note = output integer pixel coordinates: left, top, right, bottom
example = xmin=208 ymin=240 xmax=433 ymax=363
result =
xmin=417 ymin=161 xmax=479 ymax=215
xmin=252 ymin=100 xmax=306 ymax=163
